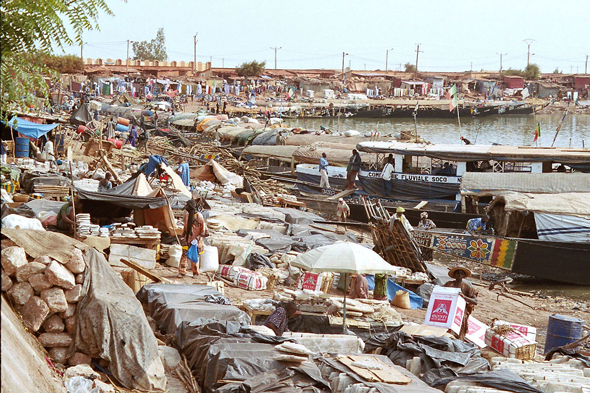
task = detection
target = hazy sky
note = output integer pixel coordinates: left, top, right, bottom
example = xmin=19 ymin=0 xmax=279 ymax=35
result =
xmin=62 ymin=0 xmax=589 ymax=74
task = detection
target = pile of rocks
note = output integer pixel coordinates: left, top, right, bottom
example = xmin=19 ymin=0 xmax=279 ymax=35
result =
xmin=1 ymin=245 xmax=90 ymax=366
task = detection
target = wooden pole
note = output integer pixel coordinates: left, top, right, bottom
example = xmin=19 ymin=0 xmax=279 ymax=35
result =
xmin=342 ymin=272 xmax=348 ymax=334
xmin=68 ymin=161 xmax=77 ymax=238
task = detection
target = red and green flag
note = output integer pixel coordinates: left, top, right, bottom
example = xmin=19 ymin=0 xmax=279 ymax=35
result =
xmin=533 ymin=122 xmax=540 ymax=142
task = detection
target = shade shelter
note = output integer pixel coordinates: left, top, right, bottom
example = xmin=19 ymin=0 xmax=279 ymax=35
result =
xmin=292 ymin=241 xmax=399 ymax=332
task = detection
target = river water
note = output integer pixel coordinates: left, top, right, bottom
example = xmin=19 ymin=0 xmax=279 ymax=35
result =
xmin=285 ymin=113 xmax=590 ymax=148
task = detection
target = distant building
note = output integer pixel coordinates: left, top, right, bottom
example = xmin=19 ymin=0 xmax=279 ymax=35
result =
xmin=574 ymin=75 xmax=590 ymax=92
xmin=503 ymin=75 xmax=524 ymax=89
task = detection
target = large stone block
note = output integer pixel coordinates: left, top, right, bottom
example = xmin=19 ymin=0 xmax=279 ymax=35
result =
xmin=64 ymin=364 xmax=100 ymax=380
xmin=8 ymin=282 xmax=34 ymax=305
xmin=38 ymin=332 xmax=73 ymax=347
xmin=68 ymin=352 xmax=92 ymax=366
xmin=1 ymin=269 xmax=13 ymax=291
xmin=49 ymin=347 xmax=69 ymax=364
xmin=16 ymin=262 xmax=46 ymax=283
xmin=29 ymin=273 xmax=53 ymax=292
xmin=65 ymin=284 xmax=83 ymax=303
xmin=75 ymin=273 xmax=84 ymax=284
xmin=33 ymin=256 xmax=53 ymax=265
xmin=40 ymin=287 xmax=69 ymax=313
xmin=65 ymin=249 xmax=86 ymax=274
xmin=42 ymin=314 xmax=65 ymax=333
xmin=45 ymin=261 xmax=75 ymax=290
xmin=65 ymin=316 xmax=76 ymax=334
xmin=59 ymin=303 xmax=77 ymax=319
xmin=1 ymin=246 xmax=28 ymax=276
xmin=20 ymin=296 xmax=50 ymax=332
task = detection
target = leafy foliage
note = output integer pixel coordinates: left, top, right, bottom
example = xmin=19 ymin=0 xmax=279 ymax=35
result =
xmin=236 ymin=60 xmax=266 ymax=77
xmin=524 ymin=64 xmax=540 ymax=80
xmin=132 ymin=28 xmax=167 ymax=61
xmin=24 ymin=52 xmax=85 ymax=74
xmin=502 ymin=64 xmax=540 ymax=80
xmin=1 ymin=0 xmax=113 ymax=114
xmin=553 ymin=68 xmax=562 ymax=74
xmin=404 ymin=63 xmax=416 ymax=73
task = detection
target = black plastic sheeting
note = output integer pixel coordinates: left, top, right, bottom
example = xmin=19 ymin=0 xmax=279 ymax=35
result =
xmin=216 ymin=363 xmax=330 ymax=393
xmin=245 ymin=253 xmax=275 ymax=270
xmin=431 ymin=369 xmax=543 ymax=393
xmin=76 ymin=188 xmax=168 ymax=209
xmin=272 ymin=207 xmax=326 ymax=225
xmin=136 ymin=284 xmax=251 ymax=335
xmin=546 ymin=348 xmax=590 ymax=367
xmin=364 ymin=331 xmax=490 ymax=387
xmin=20 ymin=172 xmax=71 ymax=194
xmin=358 ymin=176 xmax=459 ymax=201
xmin=289 ymin=314 xmax=397 ymax=342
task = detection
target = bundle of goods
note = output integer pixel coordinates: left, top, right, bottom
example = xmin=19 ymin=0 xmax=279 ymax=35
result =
xmin=485 ymin=324 xmax=537 ymax=360
xmin=75 ymin=214 xmax=99 ymax=237
xmin=1 ymin=246 xmax=88 ymax=366
xmin=217 ymin=265 xmax=268 ymax=290
xmin=134 ymin=226 xmax=161 ymax=240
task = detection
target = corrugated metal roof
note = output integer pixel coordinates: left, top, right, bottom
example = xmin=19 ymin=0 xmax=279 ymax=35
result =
xmin=461 ymin=172 xmax=590 ymax=194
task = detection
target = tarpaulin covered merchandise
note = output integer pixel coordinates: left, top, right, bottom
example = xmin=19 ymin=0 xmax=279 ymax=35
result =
xmin=73 ymin=249 xmax=166 ymax=391
xmin=3 ymin=117 xmax=59 ymax=139
xmin=363 ymin=331 xmax=489 ymax=388
xmin=366 ymin=275 xmax=423 ymax=309
xmin=136 ymin=284 xmax=251 ymax=335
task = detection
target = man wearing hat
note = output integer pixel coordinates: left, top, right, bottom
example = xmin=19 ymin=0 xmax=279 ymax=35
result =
xmin=336 ymin=198 xmax=350 ymax=223
xmin=389 ymin=206 xmax=413 ymax=234
xmin=444 ymin=266 xmax=478 ymax=339
xmin=417 ymin=212 xmax=436 ymax=260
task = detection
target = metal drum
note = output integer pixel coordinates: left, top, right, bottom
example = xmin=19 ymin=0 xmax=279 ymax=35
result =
xmin=15 ymin=137 xmax=29 ymax=158
xmin=544 ymin=314 xmax=584 ymax=354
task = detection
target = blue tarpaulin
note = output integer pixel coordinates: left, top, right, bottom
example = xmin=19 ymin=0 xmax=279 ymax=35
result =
xmin=143 ymin=155 xmax=169 ymax=177
xmin=3 ymin=117 xmax=59 ymax=140
xmin=366 ymin=275 xmax=423 ymax=309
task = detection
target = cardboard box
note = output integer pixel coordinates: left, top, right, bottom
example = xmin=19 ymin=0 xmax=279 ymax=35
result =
xmin=465 ymin=316 xmax=488 ymax=348
xmin=298 ymin=272 xmax=324 ymax=291
xmin=492 ymin=320 xmax=537 ymax=342
xmin=424 ymin=286 xmax=466 ymax=335
xmin=485 ymin=328 xmax=537 ymax=360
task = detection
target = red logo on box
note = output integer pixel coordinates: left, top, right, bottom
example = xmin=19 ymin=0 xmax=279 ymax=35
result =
xmin=491 ymin=336 xmax=504 ymax=353
xmin=430 ymin=299 xmax=452 ymax=323
xmin=453 ymin=307 xmax=464 ymax=326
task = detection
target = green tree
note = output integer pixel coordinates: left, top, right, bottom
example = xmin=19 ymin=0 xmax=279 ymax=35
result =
xmin=132 ymin=28 xmax=167 ymax=61
xmin=236 ymin=60 xmax=266 ymax=77
xmin=24 ymin=52 xmax=85 ymax=74
xmin=1 ymin=0 xmax=112 ymax=114
xmin=404 ymin=63 xmax=416 ymax=73
xmin=553 ymin=68 xmax=562 ymax=74
xmin=502 ymin=68 xmax=524 ymax=77
xmin=524 ymin=64 xmax=540 ymax=80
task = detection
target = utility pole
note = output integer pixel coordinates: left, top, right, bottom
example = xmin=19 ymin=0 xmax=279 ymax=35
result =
xmin=342 ymin=52 xmax=348 ymax=76
xmin=270 ymin=47 xmax=282 ymax=70
xmin=385 ymin=48 xmax=394 ymax=72
xmin=126 ymin=39 xmax=132 ymax=74
xmin=198 ymin=33 xmax=199 ymax=75
xmin=586 ymin=55 xmax=589 ymax=74
xmin=496 ymin=52 xmax=507 ymax=73
xmin=414 ymin=44 xmax=422 ymax=79
xmin=222 ymin=58 xmax=224 ymax=68
xmin=523 ymin=39 xmax=535 ymax=67
xmin=80 ymin=41 xmax=83 ymax=59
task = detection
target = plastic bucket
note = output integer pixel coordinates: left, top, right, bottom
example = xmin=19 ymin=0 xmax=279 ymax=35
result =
xmin=77 ymin=125 xmax=88 ymax=134
xmin=117 ymin=117 xmax=130 ymax=126
xmin=116 ymin=124 xmax=129 ymax=133
xmin=15 ymin=137 xmax=29 ymax=158
xmin=200 ymin=245 xmax=219 ymax=273
xmin=544 ymin=314 xmax=584 ymax=354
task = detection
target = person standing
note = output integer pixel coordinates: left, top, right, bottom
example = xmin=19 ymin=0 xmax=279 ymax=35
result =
xmin=417 ymin=212 xmax=436 ymax=261
xmin=380 ymin=156 xmax=394 ymax=197
xmin=178 ymin=198 xmax=209 ymax=278
xmin=0 ymin=140 xmax=7 ymax=164
xmin=126 ymin=125 xmax=138 ymax=147
xmin=336 ymin=198 xmax=350 ymax=222
xmin=137 ymin=128 xmax=149 ymax=153
xmin=443 ymin=266 xmax=478 ymax=340
xmin=345 ymin=149 xmax=362 ymax=189
xmin=176 ymin=159 xmax=190 ymax=187
xmin=319 ymin=152 xmax=330 ymax=189
xmin=389 ymin=206 xmax=413 ymax=234
xmin=43 ymin=137 xmax=55 ymax=161
xmin=349 ymin=274 xmax=369 ymax=299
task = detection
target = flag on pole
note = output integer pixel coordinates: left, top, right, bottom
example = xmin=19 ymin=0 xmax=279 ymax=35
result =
xmin=449 ymin=84 xmax=458 ymax=112
xmin=533 ymin=122 xmax=540 ymax=142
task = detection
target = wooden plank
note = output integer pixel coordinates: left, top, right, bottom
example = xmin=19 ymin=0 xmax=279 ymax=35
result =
xmin=119 ymin=258 xmax=165 ymax=283
xmin=339 ymin=355 xmax=412 ymax=384
xmin=326 ymin=188 xmax=356 ymax=201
